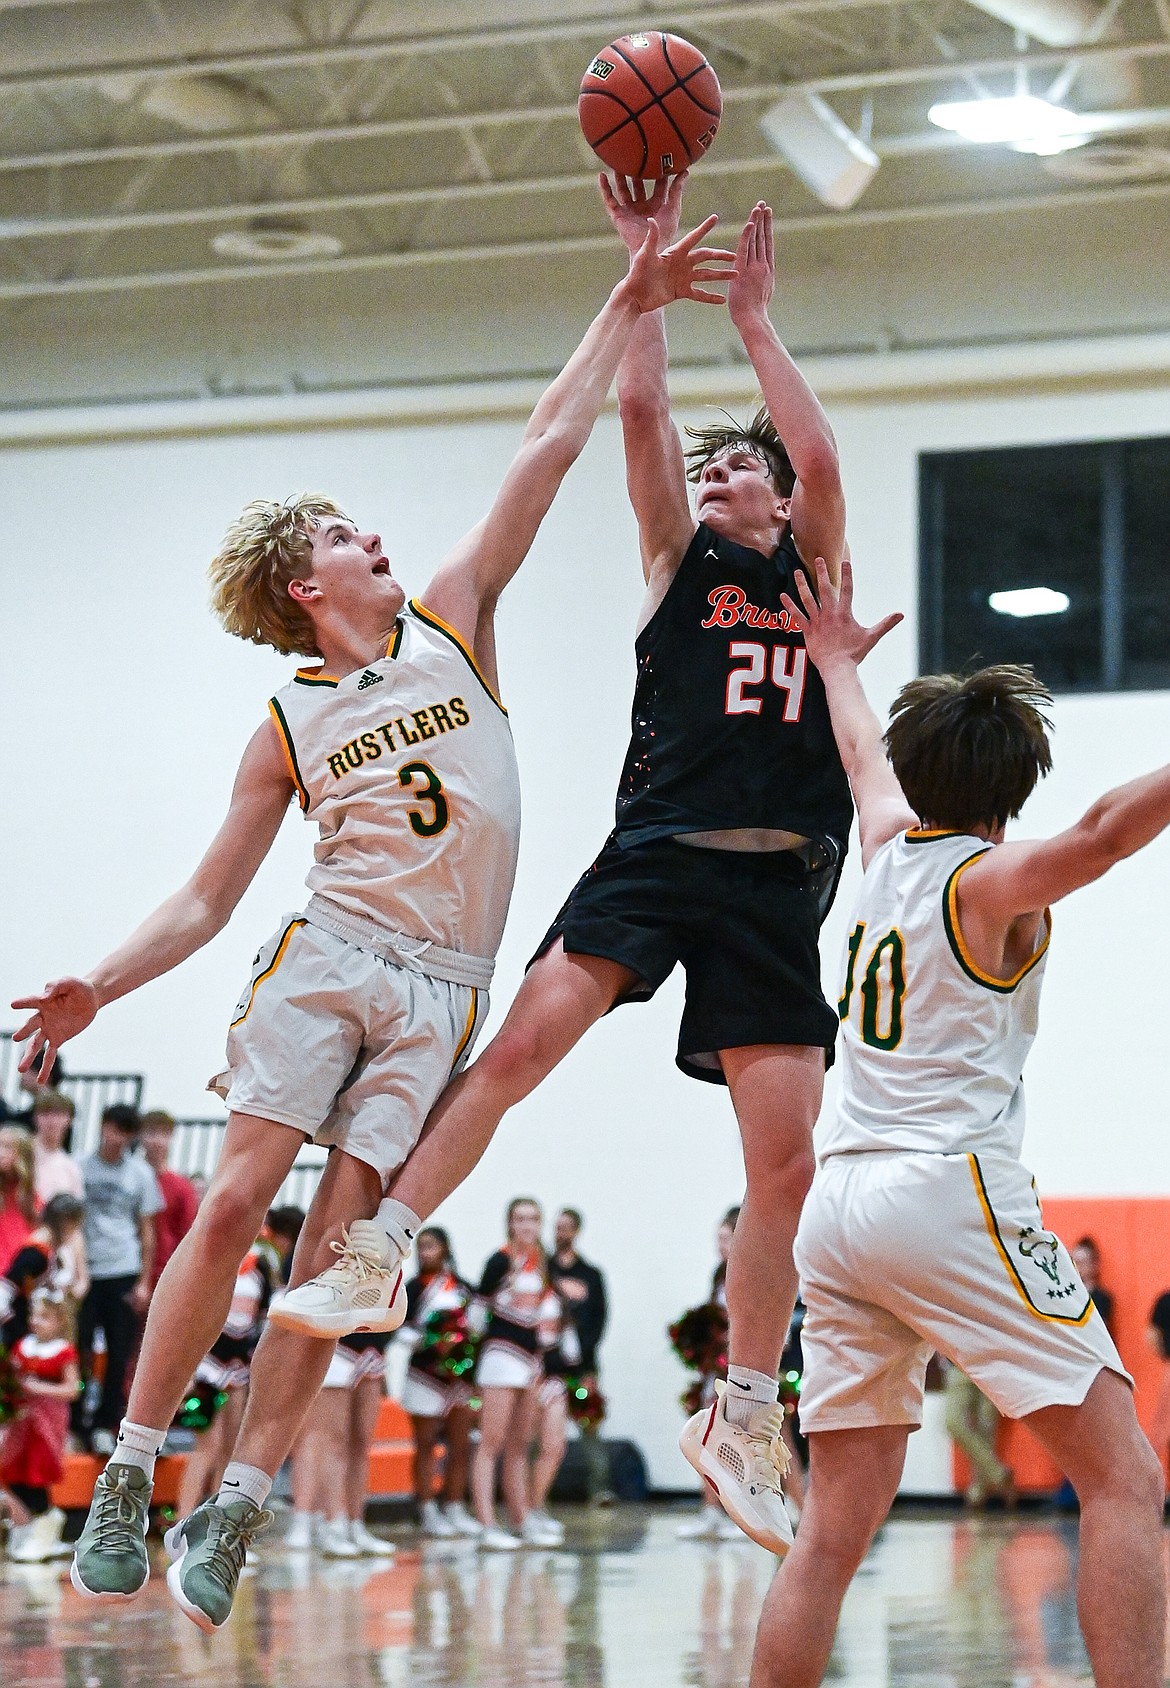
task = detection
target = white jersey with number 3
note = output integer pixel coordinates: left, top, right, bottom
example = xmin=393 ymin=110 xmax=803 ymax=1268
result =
xmin=823 ymin=829 xmax=1051 ymax=1163
xmin=267 ymin=599 xmax=521 ymax=973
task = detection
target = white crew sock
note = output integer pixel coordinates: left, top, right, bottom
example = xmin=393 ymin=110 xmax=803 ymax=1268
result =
xmin=723 ymin=1365 xmax=779 ymax=1427
xmin=374 ymin=1197 xmax=422 ymax=1258
xmin=113 ymin=1420 xmax=166 ymax=1477
xmin=216 ymin=1462 xmax=273 ymax=1510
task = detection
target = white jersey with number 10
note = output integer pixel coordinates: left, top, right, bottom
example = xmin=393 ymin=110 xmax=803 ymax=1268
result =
xmin=823 ymin=829 xmax=1051 ymax=1163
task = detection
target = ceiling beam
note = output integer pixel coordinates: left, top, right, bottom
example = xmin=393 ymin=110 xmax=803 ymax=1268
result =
xmin=2 ymin=39 xmax=1169 ymax=175
xmin=3 ymin=173 xmax=1169 ymax=299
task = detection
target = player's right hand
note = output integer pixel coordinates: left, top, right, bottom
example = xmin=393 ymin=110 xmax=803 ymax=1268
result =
xmin=600 ymin=170 xmax=688 ymax=254
xmin=622 ymin=215 xmax=735 ymax=313
xmin=10 ymin=977 xmax=100 ymax=1080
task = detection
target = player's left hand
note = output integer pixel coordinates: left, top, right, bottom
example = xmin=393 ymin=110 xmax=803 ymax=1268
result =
xmin=622 ymin=215 xmax=735 ymax=312
xmin=727 ymin=201 xmax=775 ymax=326
xmin=600 ymin=170 xmax=688 ymax=253
xmin=780 ymin=557 xmax=904 ymax=668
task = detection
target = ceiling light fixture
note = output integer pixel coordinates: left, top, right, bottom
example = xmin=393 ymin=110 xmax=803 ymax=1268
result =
xmin=928 ymin=94 xmax=1091 ymax=155
xmin=988 ymin=587 xmax=1071 ymax=617
xmin=759 ymin=93 xmax=880 ymax=209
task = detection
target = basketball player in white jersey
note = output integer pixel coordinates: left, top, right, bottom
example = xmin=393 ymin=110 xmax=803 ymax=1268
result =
xmin=746 ymin=557 xmax=1167 ymax=1688
xmin=11 ymin=216 xmax=732 ymax=1630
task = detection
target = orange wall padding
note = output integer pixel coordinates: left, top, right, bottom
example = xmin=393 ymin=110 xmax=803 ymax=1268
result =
xmin=952 ymin=1196 xmax=1170 ymax=1494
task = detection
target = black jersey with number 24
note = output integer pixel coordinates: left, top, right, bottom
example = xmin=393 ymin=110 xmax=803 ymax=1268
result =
xmin=614 ymin=522 xmax=853 ymax=852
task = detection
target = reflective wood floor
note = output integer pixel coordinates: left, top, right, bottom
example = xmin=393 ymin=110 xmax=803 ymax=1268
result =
xmin=1 ymin=1506 xmax=1163 ymax=1687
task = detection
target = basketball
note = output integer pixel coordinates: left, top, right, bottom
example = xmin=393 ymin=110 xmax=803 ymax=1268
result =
xmin=578 ymin=33 xmax=722 ymax=181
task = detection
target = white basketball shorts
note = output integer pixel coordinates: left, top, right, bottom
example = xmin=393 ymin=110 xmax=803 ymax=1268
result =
xmin=210 ymin=913 xmax=486 ymax=1188
xmin=796 ymin=1149 xmax=1128 ymax=1432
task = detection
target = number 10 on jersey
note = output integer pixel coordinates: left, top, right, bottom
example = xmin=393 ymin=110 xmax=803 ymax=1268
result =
xmin=725 ymin=642 xmax=807 ymax=719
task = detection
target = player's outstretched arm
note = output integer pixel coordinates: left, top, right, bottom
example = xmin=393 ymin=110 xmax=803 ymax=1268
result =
xmin=11 ymin=720 xmax=294 ymax=1079
xmin=781 ymin=558 xmax=913 ymax=865
xmin=729 ymin=204 xmax=846 ymax=584
xmin=421 ymin=214 xmax=732 ymax=687
xmin=601 ymin=173 xmax=698 ymax=591
xmin=960 ymin=761 xmax=1170 ymax=926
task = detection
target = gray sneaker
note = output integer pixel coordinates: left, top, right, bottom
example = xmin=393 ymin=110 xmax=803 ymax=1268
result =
xmin=165 ymin=1498 xmax=273 ymax=1632
xmin=70 ymin=1462 xmax=152 ymax=1599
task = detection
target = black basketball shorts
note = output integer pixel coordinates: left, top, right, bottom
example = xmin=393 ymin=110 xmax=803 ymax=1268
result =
xmin=529 ymin=831 xmax=839 ymax=1085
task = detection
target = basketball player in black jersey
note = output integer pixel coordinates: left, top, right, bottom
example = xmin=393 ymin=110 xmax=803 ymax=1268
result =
xmin=291 ymin=180 xmax=849 ymax=1555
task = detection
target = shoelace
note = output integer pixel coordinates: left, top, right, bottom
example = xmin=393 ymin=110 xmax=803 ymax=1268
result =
xmin=202 ymin=1507 xmax=274 ymax=1591
xmin=742 ymin=1406 xmax=792 ymax=1492
xmin=319 ymin=1228 xmax=390 ymax=1286
xmin=90 ymin=1467 xmax=147 ymax=1554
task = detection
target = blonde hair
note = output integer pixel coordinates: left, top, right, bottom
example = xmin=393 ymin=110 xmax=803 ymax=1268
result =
xmin=208 ymin=494 xmax=350 ymax=658
xmin=0 ymin=1126 xmax=36 ymax=1222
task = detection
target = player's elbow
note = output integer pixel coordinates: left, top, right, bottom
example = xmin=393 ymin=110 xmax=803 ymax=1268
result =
xmin=1076 ymin=800 xmax=1141 ymax=876
xmin=795 ymin=437 xmax=842 ymax=499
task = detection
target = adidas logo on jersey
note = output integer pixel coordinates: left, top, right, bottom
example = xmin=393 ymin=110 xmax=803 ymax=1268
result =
xmin=357 ymin=669 xmax=383 ymax=690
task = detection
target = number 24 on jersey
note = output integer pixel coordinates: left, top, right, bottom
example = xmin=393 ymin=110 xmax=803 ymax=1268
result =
xmin=725 ymin=642 xmax=807 ymax=720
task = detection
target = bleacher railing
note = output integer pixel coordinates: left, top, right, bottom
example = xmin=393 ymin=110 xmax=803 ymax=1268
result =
xmin=2 ymin=1032 xmax=326 ymax=1212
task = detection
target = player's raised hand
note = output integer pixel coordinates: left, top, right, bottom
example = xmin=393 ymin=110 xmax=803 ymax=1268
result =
xmin=600 ymin=170 xmax=689 ymax=252
xmin=780 ymin=558 xmax=904 ymax=669
xmin=727 ymin=201 xmax=776 ymax=327
xmin=622 ymin=215 xmax=735 ymax=312
xmin=10 ymin=977 xmax=100 ymax=1081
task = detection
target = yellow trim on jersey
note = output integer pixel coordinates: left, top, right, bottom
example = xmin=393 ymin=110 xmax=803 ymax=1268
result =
xmin=268 ymin=699 xmax=310 ymax=814
xmin=387 ymin=619 xmax=404 ymax=661
xmin=449 ymin=987 xmax=481 ymax=1075
xmin=967 ymin=1154 xmax=1093 ymax=1326
xmin=230 ymin=918 xmax=308 ymax=1029
xmin=904 ymin=828 xmax=965 ymax=843
xmin=409 ymin=598 xmax=508 ymax=715
xmin=294 ymin=666 xmax=339 ymax=688
xmin=943 ymin=854 xmax=1052 ymax=992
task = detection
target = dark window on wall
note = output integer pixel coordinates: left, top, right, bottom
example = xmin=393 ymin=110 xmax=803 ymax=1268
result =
xmin=919 ymin=437 xmax=1170 ymax=692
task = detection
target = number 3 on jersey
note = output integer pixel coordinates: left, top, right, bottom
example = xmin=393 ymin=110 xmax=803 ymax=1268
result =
xmin=725 ymin=642 xmax=807 ymax=720
xmin=838 ymin=922 xmax=906 ymax=1050
xmin=399 ymin=761 xmax=449 ymax=836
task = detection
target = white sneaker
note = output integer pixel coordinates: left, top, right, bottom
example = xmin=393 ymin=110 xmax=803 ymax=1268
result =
xmin=443 ymin=1502 xmax=483 ymax=1538
xmin=528 ymin=1508 xmax=564 ymax=1543
xmin=520 ymin=1512 xmax=561 ymax=1548
xmin=318 ymin=1516 xmax=361 ymax=1558
xmin=285 ymin=1511 xmax=319 ymax=1551
xmin=350 ymin=1520 xmax=395 ymax=1557
xmin=480 ymin=1525 xmax=521 ymax=1551
xmin=421 ymin=1500 xmax=457 ymax=1538
xmin=268 ymin=1222 xmax=408 ymax=1338
xmin=676 ymin=1509 xmax=721 ymax=1540
xmin=10 ymin=1508 xmax=65 ymax=1563
xmin=680 ymin=1383 xmax=795 ymax=1557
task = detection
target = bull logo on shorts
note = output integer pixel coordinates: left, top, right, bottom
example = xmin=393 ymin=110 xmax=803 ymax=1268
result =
xmin=1017 ymin=1227 xmax=1062 ymax=1283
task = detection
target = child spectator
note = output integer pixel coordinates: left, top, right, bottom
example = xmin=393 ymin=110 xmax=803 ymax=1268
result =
xmin=31 ymin=1092 xmax=83 ymax=1206
xmin=1 ymin=1194 xmax=88 ymax=1350
xmin=139 ymin=1111 xmax=199 ymax=1287
xmin=1 ymin=1288 xmax=80 ymax=1562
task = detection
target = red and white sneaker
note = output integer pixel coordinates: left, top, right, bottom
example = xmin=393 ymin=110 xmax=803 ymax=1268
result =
xmin=679 ymin=1382 xmax=795 ymax=1557
xmin=268 ymin=1221 xmax=407 ymax=1338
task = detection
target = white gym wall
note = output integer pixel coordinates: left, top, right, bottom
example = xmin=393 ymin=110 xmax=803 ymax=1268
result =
xmin=3 ymin=352 xmax=1169 ymax=1488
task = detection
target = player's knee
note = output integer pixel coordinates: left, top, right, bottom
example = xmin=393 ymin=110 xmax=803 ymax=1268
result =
xmin=198 ymin=1177 xmax=263 ymax=1252
xmin=746 ymin=1139 xmax=816 ymax=1207
xmin=476 ymin=1019 xmax=552 ymax=1099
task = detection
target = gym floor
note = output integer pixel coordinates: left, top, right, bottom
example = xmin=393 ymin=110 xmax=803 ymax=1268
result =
xmin=0 ymin=1504 xmax=1139 ymax=1686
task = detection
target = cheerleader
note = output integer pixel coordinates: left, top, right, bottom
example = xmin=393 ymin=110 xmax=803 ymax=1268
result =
xmin=471 ymin=1198 xmax=561 ymax=1549
xmin=400 ymin=1226 xmax=480 ymax=1538
xmin=175 ymin=1239 xmax=275 ymax=1521
xmin=1 ymin=1288 xmax=79 ymax=1562
xmin=286 ymin=1330 xmax=396 ymax=1558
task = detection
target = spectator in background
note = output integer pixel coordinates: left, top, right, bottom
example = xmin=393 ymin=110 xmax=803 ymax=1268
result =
xmin=676 ymin=1206 xmax=741 ymax=1542
xmin=399 ymin=1226 xmax=480 ymax=1541
xmin=944 ymin=1361 xmax=1015 ymax=1508
xmin=1 ymin=1194 xmax=88 ymax=1350
xmin=0 ymin=1055 xmax=65 ymax=1129
xmin=262 ymin=1206 xmax=306 ymax=1286
xmin=31 ymin=1092 xmax=83 ymax=1206
xmin=1146 ymin=1292 xmax=1170 ymax=1483
xmin=0 ymin=1126 xmax=37 ymax=1275
xmin=0 ymin=1288 xmax=80 ymax=1562
xmin=77 ymin=1104 xmax=163 ymax=1455
xmin=139 ymin=1111 xmax=199 ymax=1288
xmin=1072 ymin=1236 xmax=1115 ymax=1331
xmin=549 ymin=1209 xmax=608 ymax=1384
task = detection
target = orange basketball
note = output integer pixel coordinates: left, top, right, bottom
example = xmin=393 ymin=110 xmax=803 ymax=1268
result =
xmin=578 ymin=33 xmax=722 ymax=180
